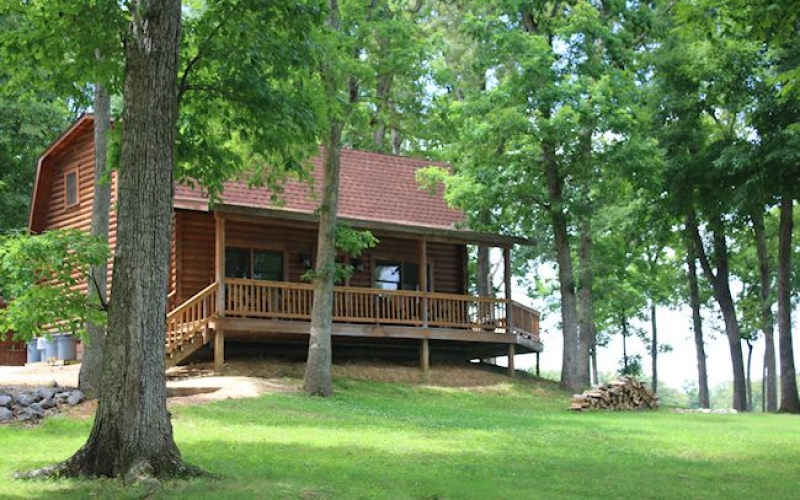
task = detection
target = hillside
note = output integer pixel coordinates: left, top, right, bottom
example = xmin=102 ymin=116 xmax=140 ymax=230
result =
xmin=2 ymin=361 xmax=799 ymax=499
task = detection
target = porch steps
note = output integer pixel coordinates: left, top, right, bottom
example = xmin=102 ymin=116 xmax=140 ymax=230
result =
xmin=167 ymin=326 xmax=214 ymax=367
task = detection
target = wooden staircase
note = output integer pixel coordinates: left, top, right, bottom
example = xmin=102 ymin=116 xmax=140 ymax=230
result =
xmin=165 ymin=282 xmax=218 ymax=367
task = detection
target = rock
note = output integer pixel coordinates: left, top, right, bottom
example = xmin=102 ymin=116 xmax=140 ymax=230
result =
xmin=55 ymin=391 xmax=72 ymax=400
xmin=0 ymin=407 xmax=12 ymax=421
xmin=66 ymin=391 xmax=84 ymax=406
xmin=40 ymin=397 xmax=57 ymax=410
xmin=14 ymin=392 xmax=38 ymax=407
xmin=0 ymin=395 xmax=12 ymax=408
xmin=18 ymin=406 xmax=44 ymax=421
xmin=38 ymin=388 xmax=56 ymax=400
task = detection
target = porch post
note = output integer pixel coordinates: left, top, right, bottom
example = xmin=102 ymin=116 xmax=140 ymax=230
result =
xmin=215 ymin=214 xmax=226 ymax=373
xmin=418 ymin=238 xmax=428 ymax=327
xmin=420 ymin=338 xmax=430 ymax=380
xmin=214 ymin=328 xmax=225 ymax=373
xmin=215 ymin=214 xmax=226 ymax=316
xmin=507 ymin=343 xmax=515 ymax=377
xmin=503 ymin=245 xmax=514 ymax=334
xmin=504 ymin=245 xmax=515 ymax=378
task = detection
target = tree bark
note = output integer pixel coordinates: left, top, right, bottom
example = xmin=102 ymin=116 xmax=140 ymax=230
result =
xmin=56 ymin=0 xmax=189 ymax=478
xmin=688 ymin=211 xmax=747 ymax=411
xmin=543 ymin=142 xmax=582 ymax=391
xmin=577 ymin=216 xmax=593 ymax=388
xmin=304 ymin=0 xmax=343 ymax=397
xmin=751 ymin=210 xmax=777 ymax=411
xmin=303 ymin=124 xmax=341 ymax=397
xmin=621 ymin=314 xmax=629 ymax=373
xmin=79 ymin=84 xmax=111 ymax=398
xmin=745 ymin=338 xmax=753 ymax=411
xmin=650 ymin=302 xmax=658 ymax=394
xmin=777 ymin=195 xmax=800 ymax=413
xmin=685 ymin=230 xmax=709 ymax=409
xmin=476 ymin=245 xmax=492 ymax=297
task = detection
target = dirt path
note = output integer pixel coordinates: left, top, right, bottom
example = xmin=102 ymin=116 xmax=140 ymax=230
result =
xmin=0 ymin=363 xmax=300 ymax=408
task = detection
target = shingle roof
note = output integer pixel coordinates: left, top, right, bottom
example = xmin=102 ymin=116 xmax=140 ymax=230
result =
xmin=174 ymin=148 xmax=465 ymax=230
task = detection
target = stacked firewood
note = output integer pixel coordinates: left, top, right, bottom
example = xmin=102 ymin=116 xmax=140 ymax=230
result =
xmin=570 ymin=376 xmax=659 ymax=411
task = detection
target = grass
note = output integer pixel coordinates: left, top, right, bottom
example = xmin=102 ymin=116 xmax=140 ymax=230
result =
xmin=1 ymin=375 xmax=799 ymax=500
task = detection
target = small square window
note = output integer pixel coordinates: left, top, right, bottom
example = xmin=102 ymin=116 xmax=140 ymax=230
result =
xmin=65 ymin=171 xmax=79 ymax=207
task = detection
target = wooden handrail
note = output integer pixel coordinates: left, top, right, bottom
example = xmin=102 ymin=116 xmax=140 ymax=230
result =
xmin=165 ymin=282 xmax=218 ymax=355
xmin=219 ymin=279 xmax=539 ymax=340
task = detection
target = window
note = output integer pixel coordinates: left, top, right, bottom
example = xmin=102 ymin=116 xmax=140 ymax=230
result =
xmin=65 ymin=170 xmax=79 ymax=207
xmin=373 ymin=261 xmax=431 ymax=291
xmin=253 ymin=250 xmax=283 ymax=281
xmin=225 ymin=247 xmax=283 ymax=281
xmin=374 ymin=262 xmax=401 ymax=290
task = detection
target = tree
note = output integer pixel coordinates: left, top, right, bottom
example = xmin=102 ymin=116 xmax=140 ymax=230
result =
xmin=0 ymin=230 xmax=108 ymax=337
xmin=14 ymin=0 xmax=188 ymax=479
xmin=685 ymin=235 xmax=710 ymax=409
xmin=419 ymin=0 xmax=663 ymax=392
xmin=0 ymin=81 xmax=70 ymax=231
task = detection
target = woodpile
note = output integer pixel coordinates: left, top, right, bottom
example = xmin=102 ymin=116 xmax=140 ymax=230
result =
xmin=570 ymin=376 xmax=659 ymax=411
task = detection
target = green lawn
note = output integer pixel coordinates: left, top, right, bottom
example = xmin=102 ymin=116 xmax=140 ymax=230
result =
xmin=2 ymin=377 xmax=799 ymax=499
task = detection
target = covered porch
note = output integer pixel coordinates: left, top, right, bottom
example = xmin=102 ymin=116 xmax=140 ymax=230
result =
xmin=165 ymin=207 xmax=542 ymax=375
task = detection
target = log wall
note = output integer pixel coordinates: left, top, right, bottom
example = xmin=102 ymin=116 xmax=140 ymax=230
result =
xmin=174 ymin=211 xmax=467 ymax=303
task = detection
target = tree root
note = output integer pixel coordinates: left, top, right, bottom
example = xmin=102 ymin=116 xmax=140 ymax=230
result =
xmin=14 ymin=457 xmax=207 ymax=482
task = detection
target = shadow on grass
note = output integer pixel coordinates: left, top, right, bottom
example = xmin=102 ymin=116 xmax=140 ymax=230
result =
xmin=6 ymin=381 xmax=800 ymax=500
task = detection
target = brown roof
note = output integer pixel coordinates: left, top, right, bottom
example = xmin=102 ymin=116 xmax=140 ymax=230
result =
xmin=174 ymin=148 xmax=465 ymax=230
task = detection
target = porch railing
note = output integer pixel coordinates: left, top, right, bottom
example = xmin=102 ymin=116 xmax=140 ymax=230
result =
xmin=222 ymin=278 xmax=539 ymax=341
xmin=166 ymin=282 xmax=218 ymax=355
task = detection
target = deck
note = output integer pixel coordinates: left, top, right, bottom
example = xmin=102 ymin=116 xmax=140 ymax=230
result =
xmin=165 ymin=279 xmax=542 ymax=371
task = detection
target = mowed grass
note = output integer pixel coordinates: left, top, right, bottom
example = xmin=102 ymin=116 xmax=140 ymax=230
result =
xmin=2 ymin=376 xmax=799 ymax=500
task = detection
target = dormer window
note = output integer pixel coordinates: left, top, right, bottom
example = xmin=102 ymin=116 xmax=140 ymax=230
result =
xmin=65 ymin=170 xmax=79 ymax=208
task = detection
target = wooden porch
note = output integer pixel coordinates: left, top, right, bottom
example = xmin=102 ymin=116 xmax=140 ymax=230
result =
xmin=165 ymin=279 xmax=542 ymax=373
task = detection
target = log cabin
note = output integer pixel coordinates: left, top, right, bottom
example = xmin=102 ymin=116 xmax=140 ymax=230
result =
xmin=28 ymin=114 xmax=542 ymax=375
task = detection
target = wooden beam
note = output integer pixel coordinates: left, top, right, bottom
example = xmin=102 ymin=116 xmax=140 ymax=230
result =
xmin=214 ymin=327 xmax=225 ymax=373
xmin=215 ymin=214 xmax=226 ymax=317
xmin=420 ymin=338 xmax=430 ymax=379
xmin=213 ymin=317 xmax=544 ymax=350
xmin=507 ymin=343 xmax=515 ymax=377
xmin=211 ymin=203 xmax=536 ymax=246
xmin=418 ymin=238 xmax=428 ymax=327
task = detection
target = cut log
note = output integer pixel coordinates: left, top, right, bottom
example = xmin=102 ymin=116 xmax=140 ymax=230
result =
xmin=568 ymin=376 xmax=659 ymax=412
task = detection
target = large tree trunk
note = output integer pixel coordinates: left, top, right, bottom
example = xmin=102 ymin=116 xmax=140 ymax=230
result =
xmin=689 ymin=211 xmax=747 ymax=411
xmin=751 ymin=210 xmax=777 ymax=412
xmin=577 ymin=216 xmax=593 ymax=388
xmin=543 ymin=143 xmax=582 ymax=391
xmin=79 ymin=84 xmax=111 ymax=398
xmin=303 ymin=124 xmax=342 ymax=397
xmin=685 ymin=233 xmax=709 ymax=409
xmin=777 ymin=195 xmax=800 ymax=413
xmin=57 ymin=0 xmax=187 ymax=478
xmin=304 ymin=0 xmax=343 ymax=397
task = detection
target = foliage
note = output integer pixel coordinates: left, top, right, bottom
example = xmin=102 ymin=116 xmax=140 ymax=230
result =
xmin=0 ymin=230 xmax=108 ymax=340
xmin=176 ymin=0 xmax=326 ymax=199
xmin=0 ymin=78 xmax=71 ymax=231
xmin=302 ymin=223 xmax=377 ymax=284
xmin=2 ymin=376 xmax=800 ymax=499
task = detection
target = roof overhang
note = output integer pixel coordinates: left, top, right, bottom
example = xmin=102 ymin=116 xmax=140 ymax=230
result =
xmin=175 ymin=200 xmax=535 ymax=247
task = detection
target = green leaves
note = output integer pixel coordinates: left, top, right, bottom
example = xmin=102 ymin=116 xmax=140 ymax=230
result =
xmin=0 ymin=229 xmax=109 ymax=340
